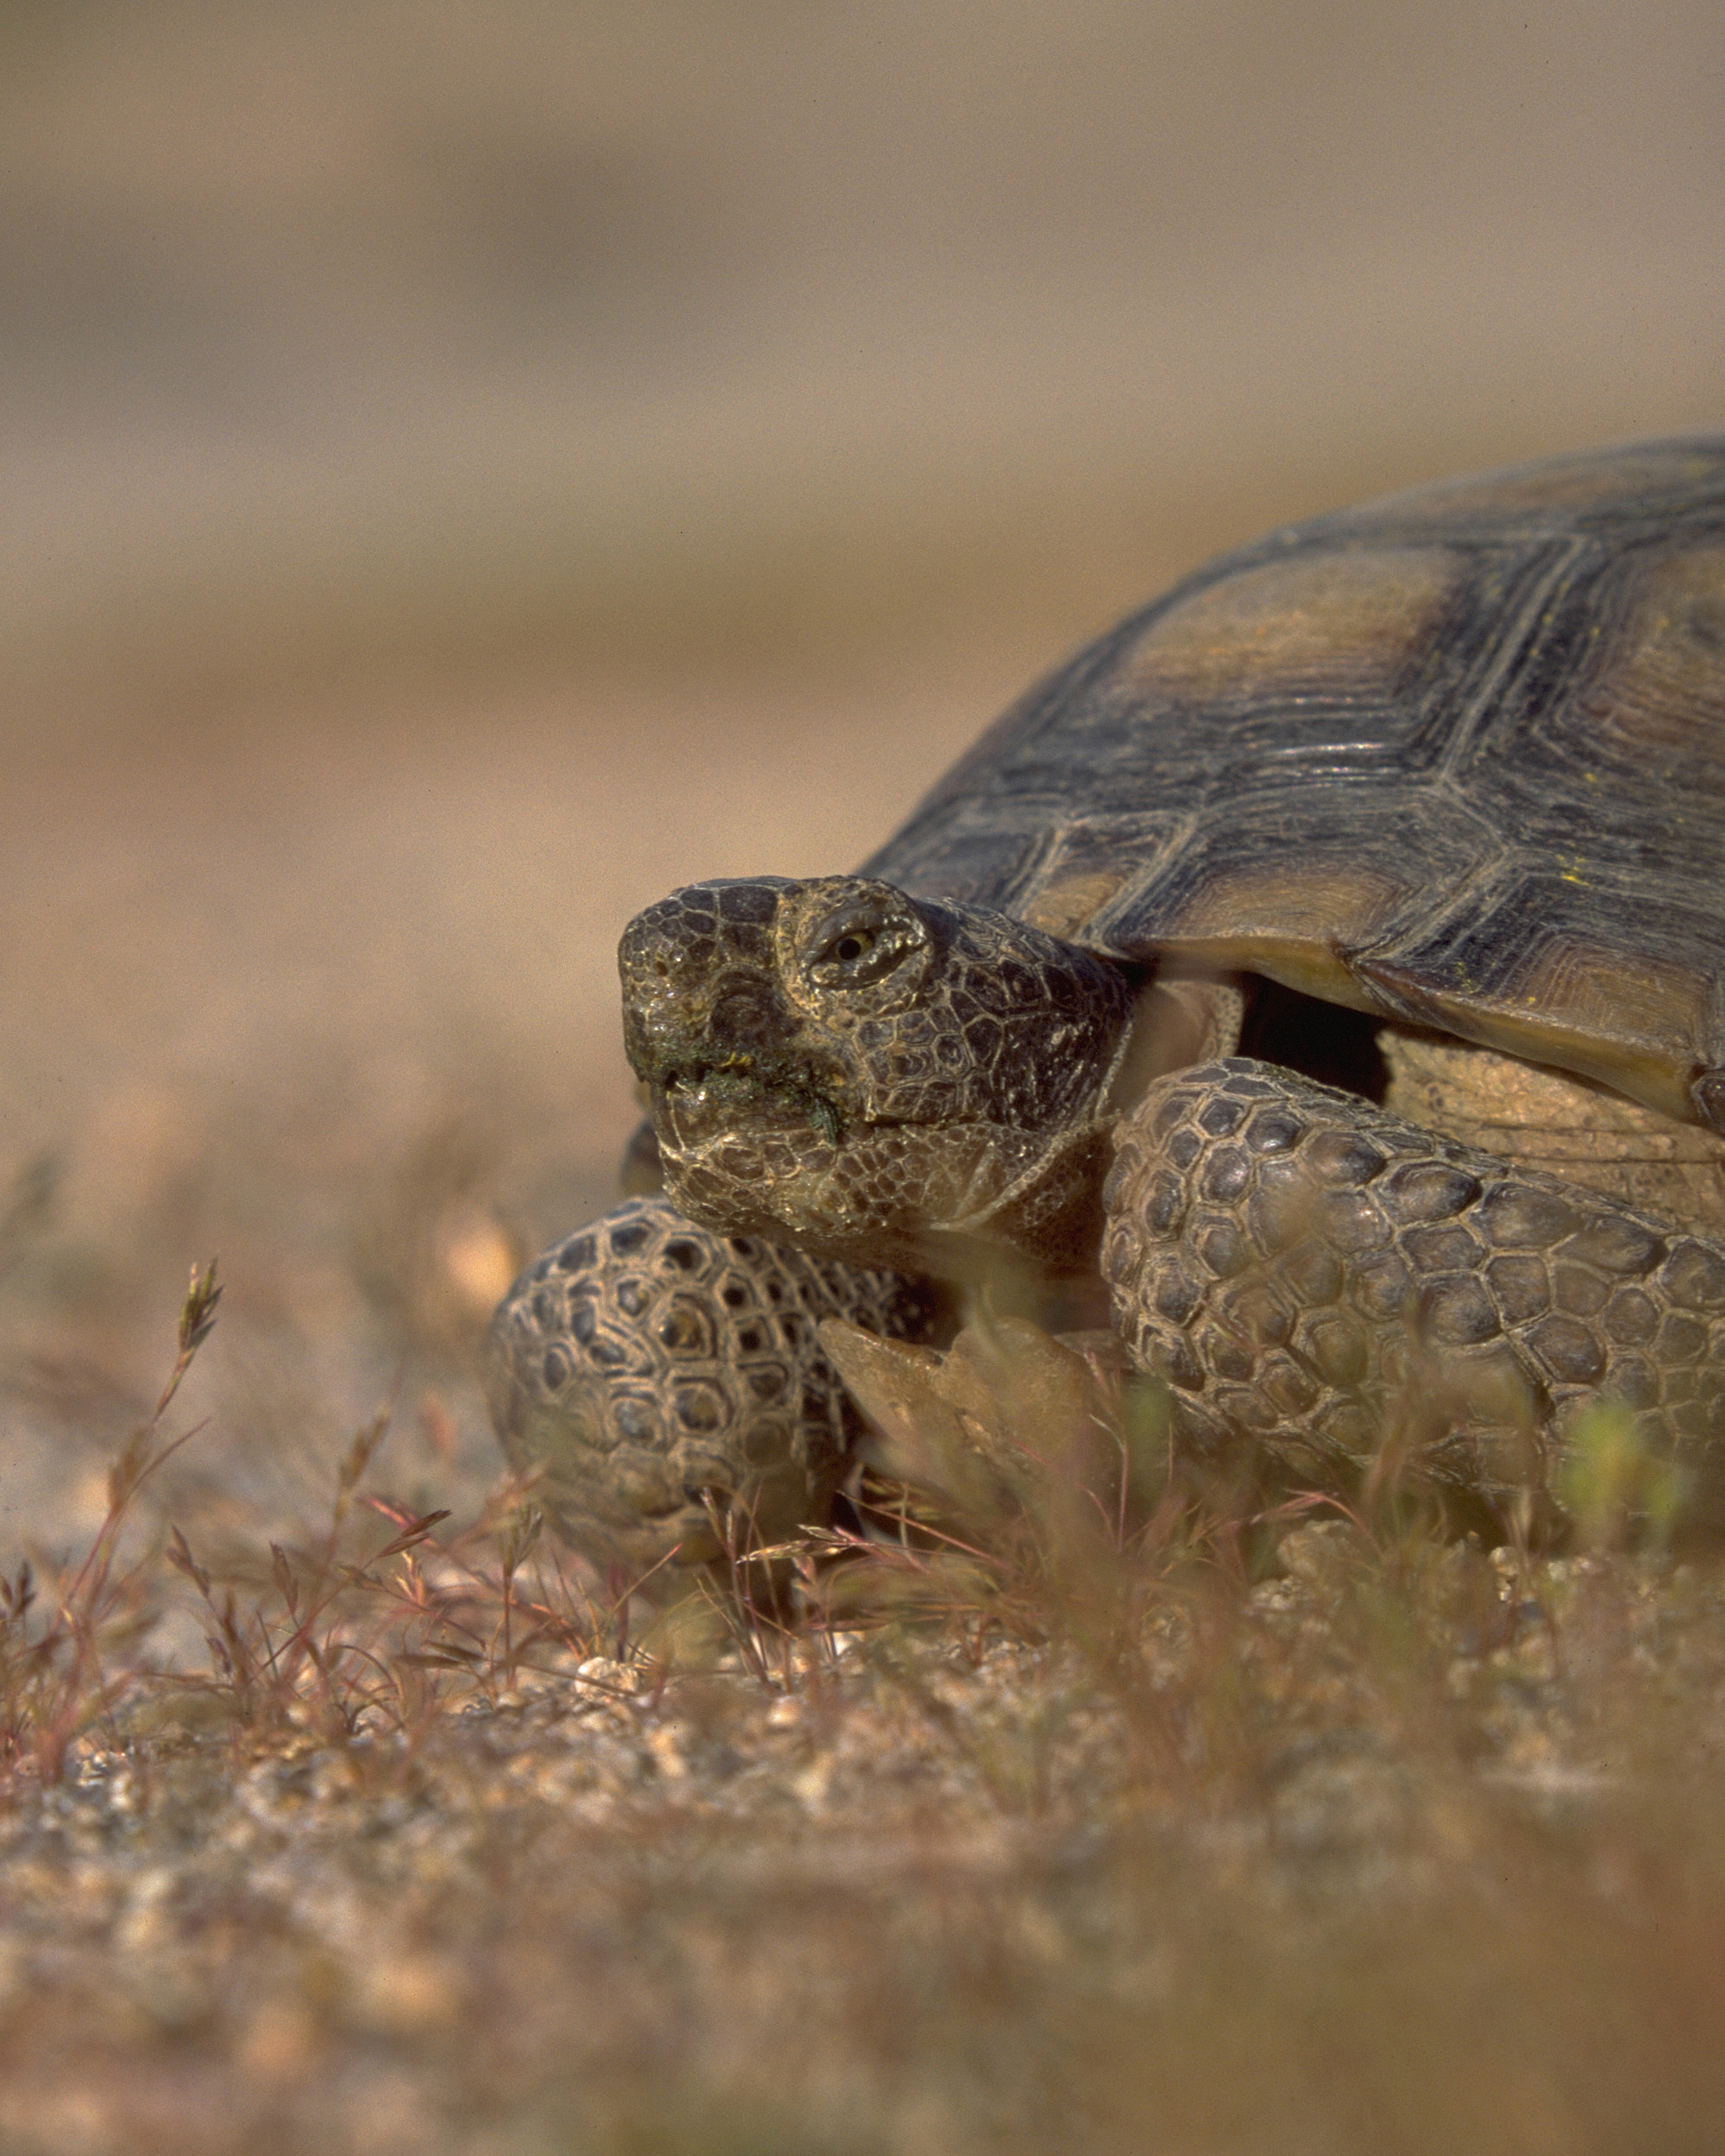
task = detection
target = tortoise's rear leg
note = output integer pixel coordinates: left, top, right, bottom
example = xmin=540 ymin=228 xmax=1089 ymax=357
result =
xmin=1102 ymin=1057 xmax=1725 ymax=1535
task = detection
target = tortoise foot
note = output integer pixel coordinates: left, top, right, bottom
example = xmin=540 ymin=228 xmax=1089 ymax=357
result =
xmin=1102 ymin=1058 xmax=1725 ymax=1531
xmin=483 ymin=1195 xmax=930 ymax=1583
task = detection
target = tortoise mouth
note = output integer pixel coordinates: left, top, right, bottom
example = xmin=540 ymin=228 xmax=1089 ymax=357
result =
xmin=656 ymin=1056 xmax=848 ymax=1151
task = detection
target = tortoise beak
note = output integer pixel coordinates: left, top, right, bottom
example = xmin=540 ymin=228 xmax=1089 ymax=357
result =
xmin=619 ymin=879 xmax=852 ymax=1149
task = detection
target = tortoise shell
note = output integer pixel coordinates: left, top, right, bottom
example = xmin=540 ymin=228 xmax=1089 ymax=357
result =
xmin=862 ymin=438 xmax=1725 ymax=1131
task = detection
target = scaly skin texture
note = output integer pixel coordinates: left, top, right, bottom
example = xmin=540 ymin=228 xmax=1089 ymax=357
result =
xmin=484 ymin=1195 xmax=932 ymax=1581
xmin=619 ymin=877 xmax=1134 ymax=1277
xmin=491 ymin=878 xmax=1725 ymax=1564
xmin=1104 ymin=1060 xmax=1725 ymax=1528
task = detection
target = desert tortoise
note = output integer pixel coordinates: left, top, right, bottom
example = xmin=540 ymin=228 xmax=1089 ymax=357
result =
xmin=488 ymin=436 xmax=1725 ymax=1568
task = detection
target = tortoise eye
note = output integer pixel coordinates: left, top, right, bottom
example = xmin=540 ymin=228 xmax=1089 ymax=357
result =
xmin=806 ymin=901 xmax=920 ymax=986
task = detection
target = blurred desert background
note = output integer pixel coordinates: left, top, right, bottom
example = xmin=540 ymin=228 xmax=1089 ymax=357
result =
xmin=2 ymin=0 xmax=1723 ymax=1551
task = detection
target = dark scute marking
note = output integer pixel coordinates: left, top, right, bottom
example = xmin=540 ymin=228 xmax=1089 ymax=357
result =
xmin=1101 ymin=1155 xmax=1132 ymax=1211
xmin=610 ymin=1219 xmax=651 ymax=1257
xmin=568 ymin=1300 xmax=598 ymax=1345
xmin=616 ymin=1277 xmax=649 ymax=1319
xmin=1197 ymin=1219 xmax=1251 ymax=1277
xmin=1164 ymin=1337 xmax=1206 ymax=1391
xmin=1196 ymin=1094 xmax=1247 ymax=1138
xmin=1319 ymin=1401 xmax=1377 ymax=1462
xmin=1153 ymin=1268 xmax=1203 ymax=1325
xmin=1208 ymin=1329 xmax=1256 ymax=1382
xmin=1351 ymin=1252 xmax=1413 ymax=1319
xmin=1527 ymin=1314 xmax=1607 ymax=1384
xmin=1101 ymin=1226 xmax=1134 ymax=1287
xmin=1199 ymin=1145 xmax=1251 ymax=1203
xmin=1421 ymin=1275 xmax=1501 ymax=1345
xmin=1279 ymin=1241 xmax=1344 ymax=1306
xmin=662 ymin=1238 xmax=705 ymax=1274
xmin=659 ymin=1300 xmax=713 ymax=1356
xmin=1552 ymin=1265 xmax=1609 ymax=1319
xmin=588 ymin=1336 xmax=628 ymax=1368
xmin=1609 ymin=1360 xmax=1659 ymax=1410
xmin=1656 ymin=1313 xmax=1709 ymax=1364
xmin=1661 ymin=1239 xmax=1725 ymax=1312
xmin=1244 ymin=1108 xmax=1304 ymax=1155
xmin=1559 ymin=1217 xmax=1666 ymax=1276
xmin=1304 ymin=1131 xmax=1385 ymax=1187
xmin=1215 ymin=1384 xmax=1279 ymax=1432
xmin=1262 ymin=1362 xmax=1319 ymax=1415
xmin=728 ymin=1236 xmax=762 ymax=1260
xmin=747 ymin=1364 xmax=788 ymax=1402
xmin=800 ymin=1382 xmax=831 ymax=1426
xmin=1403 ymin=1224 xmax=1481 ymax=1274
xmin=541 ymin=1346 xmax=570 ymax=1390
xmin=964 ymin=1016 xmax=1005 ymax=1059
xmin=1317 ymin=1189 xmax=1390 ymax=1254
xmin=1484 ymin=1255 xmax=1547 ymax=1323
xmin=721 ymin=1283 xmax=750 ymax=1309
xmin=531 ymin=1290 xmax=553 ymax=1325
xmin=1247 ymin=1181 xmax=1309 ymax=1256
xmin=556 ymin=1235 xmax=597 ymax=1273
xmin=735 ymin=1321 xmax=766 ymax=1354
xmin=1479 ymin=1185 xmax=1577 ymax=1250
xmin=1603 ymin=1287 xmax=1658 ymax=1345
xmin=779 ymin=1312 xmax=811 ymax=1350
xmin=612 ymin=1396 xmax=658 ymax=1442
xmin=716 ymin=883 xmax=781 ymax=923
xmin=1146 ymin=1173 xmax=1185 ymax=1232
xmin=1166 ymin=1128 xmax=1201 ymax=1170
xmin=1303 ymin=1313 xmax=1368 ymax=1387
xmin=1221 ymin=1281 xmax=1293 ymax=1345
xmin=674 ymin=1385 xmax=726 ymax=1432
xmin=1383 ymin=1163 xmax=1481 ymax=1223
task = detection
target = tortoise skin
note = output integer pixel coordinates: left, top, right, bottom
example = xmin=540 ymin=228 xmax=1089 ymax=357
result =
xmin=864 ymin=438 xmax=1725 ymax=1129
xmin=1106 ymin=1060 xmax=1725 ymax=1528
xmin=486 ymin=1196 xmax=931 ymax=1578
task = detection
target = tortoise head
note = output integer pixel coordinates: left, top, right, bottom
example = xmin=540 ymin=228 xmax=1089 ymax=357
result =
xmin=619 ymin=875 xmax=1138 ymax=1275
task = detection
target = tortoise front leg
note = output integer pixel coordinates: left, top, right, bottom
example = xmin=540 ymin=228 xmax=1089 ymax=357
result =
xmin=1101 ymin=1058 xmax=1725 ymax=1533
xmin=485 ymin=1195 xmax=932 ymax=1585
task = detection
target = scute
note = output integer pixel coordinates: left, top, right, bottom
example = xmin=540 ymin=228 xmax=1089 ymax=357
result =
xmin=862 ymin=437 xmax=1725 ymax=1125
xmin=1120 ymin=545 xmax=1465 ymax=706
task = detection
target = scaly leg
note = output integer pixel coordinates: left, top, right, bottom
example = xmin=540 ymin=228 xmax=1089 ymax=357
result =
xmin=1101 ymin=1058 xmax=1725 ymax=1531
xmin=485 ymin=1195 xmax=931 ymax=1583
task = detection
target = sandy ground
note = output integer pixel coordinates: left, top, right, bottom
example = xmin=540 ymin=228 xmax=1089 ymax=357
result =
xmin=3 ymin=0 xmax=1722 ymax=1553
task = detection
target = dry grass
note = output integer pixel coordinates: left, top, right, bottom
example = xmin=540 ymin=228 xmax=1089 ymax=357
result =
xmin=3 ymin=1263 xmax=1725 ymax=2155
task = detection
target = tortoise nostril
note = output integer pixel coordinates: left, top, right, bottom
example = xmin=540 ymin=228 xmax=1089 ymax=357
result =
xmin=709 ymin=980 xmax=790 ymax=1053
